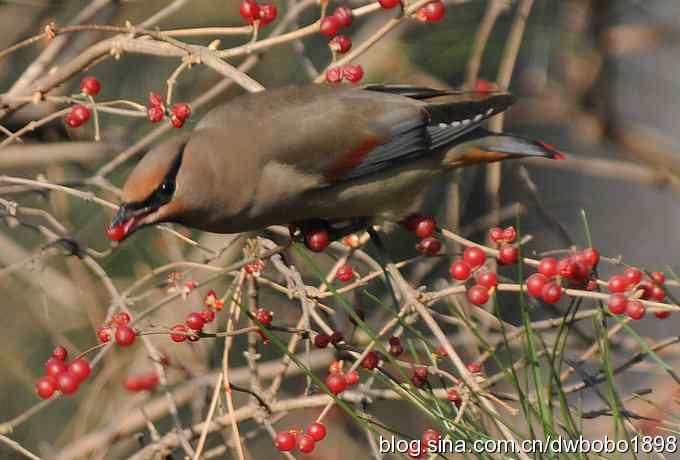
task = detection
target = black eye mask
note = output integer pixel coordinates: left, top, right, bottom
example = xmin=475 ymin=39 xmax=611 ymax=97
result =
xmin=125 ymin=142 xmax=185 ymax=213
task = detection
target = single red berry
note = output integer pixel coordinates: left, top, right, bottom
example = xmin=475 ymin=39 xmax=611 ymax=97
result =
xmin=124 ymin=376 xmax=144 ymax=392
xmin=526 ymin=273 xmax=548 ymax=297
xmin=115 ymin=325 xmax=137 ymax=347
xmin=36 ymin=377 xmax=56 ymax=399
xmin=255 ymin=308 xmax=273 ymax=325
xmin=607 ymin=294 xmax=628 ymax=315
xmin=389 ymin=343 xmax=404 ymax=357
xmin=305 ymin=228 xmax=330 ymax=251
xmin=336 ymin=264 xmax=354 ymax=282
xmin=414 ymin=366 xmax=428 ymax=380
xmin=57 ymin=372 xmax=79 ymax=395
xmin=186 ymin=312 xmax=205 ymax=331
xmin=170 ymin=324 xmax=188 ymax=342
xmin=314 ymin=334 xmax=331 ymax=348
xmin=416 ymin=237 xmax=441 ymax=256
xmin=274 ymin=431 xmax=296 ymax=452
xmin=571 ymin=260 xmax=590 ymax=281
xmin=650 ymin=286 xmax=665 ymax=302
xmin=141 ymin=372 xmax=160 ymax=390
xmin=200 ymin=309 xmax=216 ymax=323
xmin=626 ymin=300 xmax=646 ymax=320
xmin=329 ymin=34 xmax=352 ymax=54
xmin=306 ymin=422 xmax=327 ymax=441
xmin=421 ymin=0 xmax=445 ymax=21
xmin=447 ymin=388 xmax=461 ymax=406
xmin=475 ymin=79 xmax=496 ymax=93
xmin=637 ymin=282 xmax=654 ymax=300
xmin=467 ymin=285 xmax=490 ymax=305
xmin=71 ymin=105 xmax=91 ymax=124
xmin=541 ymin=283 xmax=563 ymax=304
xmin=171 ymin=102 xmax=191 ymax=120
xmin=412 ymin=374 xmax=426 ymax=388
xmin=556 ymin=258 xmax=576 ymax=279
xmin=97 ymin=326 xmax=111 ymax=343
xmin=239 ymin=1 xmax=260 ymax=23
xmin=463 ymin=246 xmax=486 ymax=268
xmin=607 ymin=275 xmax=629 ymax=293
xmin=378 ymin=0 xmax=400 ymax=9
xmin=258 ymin=3 xmax=278 ymax=25
xmin=80 ymin=76 xmax=101 ymax=97
xmin=325 ymin=66 xmax=343 ymax=84
xmin=112 ymin=312 xmax=131 ymax=326
xmin=319 ymin=16 xmax=341 ymax=37
xmin=333 ymin=5 xmax=354 ymax=27
xmin=345 ymin=370 xmax=360 ymax=386
xmin=149 ymin=92 xmax=164 ymax=108
xmin=45 ymin=358 xmax=67 ymax=378
xmin=624 ymin=267 xmax=642 ymax=286
xmin=498 ymin=245 xmax=518 ymax=265
xmin=655 ymin=310 xmax=671 ymax=319
xmin=329 ymin=360 xmax=343 ymax=375
xmin=502 ymin=226 xmax=517 ymax=242
xmin=450 ymin=259 xmax=472 ymax=281
xmin=422 ymin=428 xmax=441 ymax=447
xmin=52 ymin=346 xmax=68 ymax=361
xmin=651 ymin=271 xmax=666 ymax=286
xmin=582 ymin=248 xmax=600 ymax=268
xmin=538 ymin=257 xmax=559 ymax=278
xmin=330 ymin=331 xmax=344 ymax=344
xmin=361 ymin=351 xmax=380 ymax=370
xmin=476 ymin=270 xmax=498 ymax=289
xmin=68 ymin=358 xmax=91 ymax=382
xmin=146 ymin=105 xmax=165 ymax=122
xmin=343 ymin=63 xmax=364 ymax=83
xmin=297 ymin=433 xmax=316 ymax=453
xmin=170 ymin=115 xmax=185 ymax=128
xmin=413 ymin=217 xmax=435 ymax=238
xmin=326 ymin=373 xmax=348 ymax=394
xmin=467 ymin=362 xmax=481 ymax=373
xmin=489 ymin=227 xmax=503 ymax=242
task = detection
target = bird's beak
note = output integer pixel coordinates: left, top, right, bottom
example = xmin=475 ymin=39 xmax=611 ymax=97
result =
xmin=107 ymin=204 xmax=153 ymax=242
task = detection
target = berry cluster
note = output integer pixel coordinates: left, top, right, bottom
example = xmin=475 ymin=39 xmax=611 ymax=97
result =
xmin=526 ymin=248 xmax=600 ymax=304
xmin=203 ymin=290 xmax=225 ymax=310
xmin=449 ymin=246 xmax=498 ymax=306
xmin=489 ymin=226 xmax=519 ymax=264
xmin=336 ymin=264 xmax=354 ymax=282
xmin=402 ymin=214 xmax=442 ymax=257
xmin=289 ymin=222 xmax=331 ymax=252
xmin=239 ymin=0 xmax=278 ymax=26
xmin=65 ymin=76 xmax=101 ymax=128
xmin=245 ymin=259 xmax=266 ymax=276
xmin=320 ymin=6 xmax=353 ymax=38
xmin=411 ymin=366 xmax=428 ymax=388
xmin=35 ymin=346 xmax=92 ymax=399
xmin=407 ymin=428 xmax=442 ymax=458
xmin=325 ymin=359 xmax=360 ymax=395
xmin=313 ymin=331 xmax=344 ymax=348
xmin=170 ymin=299 xmax=218 ymax=342
xmin=415 ymin=1 xmax=446 ymax=22
xmin=325 ymin=63 xmax=365 ymax=84
xmin=96 ymin=312 xmax=137 ymax=347
xmin=606 ymin=269 xmax=667 ymax=320
xmin=124 ymin=371 xmax=160 ymax=392
xmin=275 ymin=422 xmax=327 ymax=453
xmin=147 ymin=92 xmax=191 ymax=128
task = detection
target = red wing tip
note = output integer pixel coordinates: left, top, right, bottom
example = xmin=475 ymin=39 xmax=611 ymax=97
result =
xmin=553 ymin=152 xmax=567 ymax=161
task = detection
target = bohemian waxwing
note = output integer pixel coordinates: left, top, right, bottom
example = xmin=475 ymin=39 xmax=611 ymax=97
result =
xmin=108 ymin=84 xmax=561 ymax=243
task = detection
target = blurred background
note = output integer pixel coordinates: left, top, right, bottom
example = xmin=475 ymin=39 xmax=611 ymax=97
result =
xmin=1 ymin=0 xmax=679 ymax=458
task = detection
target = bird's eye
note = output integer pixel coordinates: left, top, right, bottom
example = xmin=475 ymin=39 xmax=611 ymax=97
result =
xmin=159 ymin=181 xmax=175 ymax=195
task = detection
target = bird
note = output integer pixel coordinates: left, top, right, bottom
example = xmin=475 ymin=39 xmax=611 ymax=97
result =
xmin=107 ymin=84 xmax=561 ymax=246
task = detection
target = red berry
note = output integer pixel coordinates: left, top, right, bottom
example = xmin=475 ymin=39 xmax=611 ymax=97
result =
xmin=45 ymin=358 xmax=67 ymax=378
xmin=389 ymin=343 xmax=404 ymax=357
xmin=637 ymin=282 xmax=654 ymax=300
xmin=170 ymin=324 xmax=188 ymax=342
xmin=556 ymin=258 xmax=576 ymax=279
xmin=421 ymin=0 xmax=445 ymax=21
xmin=306 ymin=422 xmax=327 ymax=441
xmin=476 ymin=270 xmax=498 ymax=289
xmin=650 ymin=286 xmax=665 ymax=302
xmin=57 ymin=372 xmax=79 ymax=395
xmin=336 ymin=264 xmax=354 ymax=282
xmin=416 ymin=237 xmax=441 ymax=256
xmin=305 ymin=229 xmax=330 ymax=252
xmin=274 ymin=431 xmax=296 ymax=452
xmin=388 ymin=336 xmax=401 ymax=346
xmin=326 ymin=373 xmax=348 ymax=394
xmin=333 ymin=5 xmax=354 ymax=27
xmin=412 ymin=374 xmax=426 ymax=388
xmin=526 ymin=273 xmax=548 ymax=297
xmin=325 ymin=66 xmax=343 ymax=84
xmin=607 ymin=275 xmax=629 ymax=293
xmin=200 ymin=309 xmax=216 ymax=323
xmin=624 ymin=267 xmax=642 ymax=286
xmin=498 ymin=245 xmax=518 ymax=265
xmin=255 ymin=308 xmax=273 ymax=325
xmin=115 ymin=325 xmax=136 ymax=347
xmin=330 ymin=331 xmax=344 ymax=344
xmin=141 ymin=372 xmax=160 ymax=390
xmin=186 ymin=312 xmax=205 ymax=331
xmin=450 ymin=259 xmax=472 ymax=281
xmin=149 ymin=92 xmax=164 ymax=108
xmin=97 ymin=326 xmax=111 ymax=343
xmin=52 ymin=345 xmax=68 ymax=361
xmin=541 ymin=283 xmax=563 ymax=304
xmin=71 ymin=105 xmax=91 ymax=124
xmin=447 ymin=388 xmax=461 ymax=406
xmin=239 ymin=1 xmax=260 ymax=23
xmin=467 ymin=362 xmax=481 ymax=373
xmin=538 ymin=257 xmax=559 ymax=277
xmin=651 ymin=271 xmax=666 ymax=286
xmin=297 ymin=433 xmax=316 ymax=453
xmin=463 ymin=246 xmax=486 ymax=268
xmin=112 ymin=312 xmax=131 ymax=326
xmin=422 ymin=428 xmax=441 ymax=447
xmin=171 ymin=102 xmax=191 ymax=120
xmin=314 ymin=334 xmax=331 ymax=348
xmin=378 ymin=0 xmax=400 ymax=9
xmin=320 ymin=16 xmax=341 ymax=37
xmin=343 ymin=63 xmax=364 ymax=83
xmin=655 ymin=310 xmax=671 ymax=319
xmin=571 ymin=260 xmax=590 ymax=281
xmin=502 ymin=226 xmax=517 ymax=242
xmin=489 ymin=227 xmax=503 ymax=242
xmin=607 ymin=294 xmax=628 ymax=315
xmin=413 ymin=217 xmax=436 ymax=238
xmin=475 ymin=79 xmax=496 ymax=93
xmin=414 ymin=366 xmax=428 ymax=380
xmin=582 ymin=248 xmax=600 ymax=268
xmin=258 ymin=3 xmax=278 ymax=25
xmin=80 ymin=76 xmax=101 ymax=97
xmin=146 ymin=105 xmax=165 ymax=122
xmin=626 ymin=300 xmax=646 ymax=320
xmin=329 ymin=35 xmax=352 ymax=54
xmin=361 ymin=351 xmax=380 ymax=370
xmin=467 ymin=285 xmax=490 ymax=305
xmin=345 ymin=370 xmax=360 ymax=386
xmin=35 ymin=377 xmax=56 ymax=399
xmin=170 ymin=116 xmax=185 ymax=128
xmin=68 ymin=358 xmax=91 ymax=382
xmin=124 ymin=376 xmax=144 ymax=392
